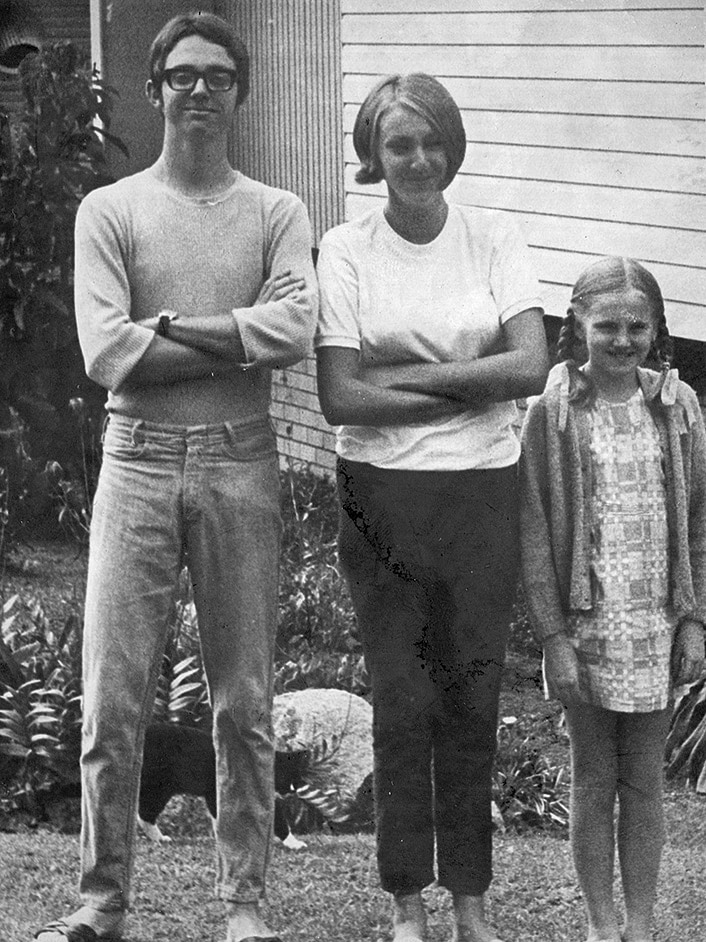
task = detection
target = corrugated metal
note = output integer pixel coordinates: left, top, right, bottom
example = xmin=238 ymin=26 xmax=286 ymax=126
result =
xmin=226 ymin=0 xmax=342 ymax=470
xmin=227 ymin=0 xmax=344 ymax=245
xmin=39 ymin=0 xmax=91 ymax=51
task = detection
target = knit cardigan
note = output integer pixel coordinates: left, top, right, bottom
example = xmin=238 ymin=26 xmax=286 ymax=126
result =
xmin=519 ymin=363 xmax=706 ymax=643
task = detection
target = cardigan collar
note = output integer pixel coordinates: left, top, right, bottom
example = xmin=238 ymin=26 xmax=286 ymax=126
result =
xmin=545 ymin=362 xmax=689 ymax=431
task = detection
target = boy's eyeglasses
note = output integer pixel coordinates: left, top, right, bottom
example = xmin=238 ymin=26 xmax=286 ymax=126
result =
xmin=162 ymin=67 xmax=238 ymax=93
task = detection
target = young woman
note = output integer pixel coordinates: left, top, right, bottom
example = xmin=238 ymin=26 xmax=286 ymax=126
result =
xmin=315 ymin=73 xmax=549 ymax=942
xmin=521 ymin=257 xmax=706 ymax=942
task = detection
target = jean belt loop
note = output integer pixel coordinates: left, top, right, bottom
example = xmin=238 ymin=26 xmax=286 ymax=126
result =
xmin=100 ymin=413 xmax=111 ymax=445
xmin=130 ymin=420 xmax=145 ymax=449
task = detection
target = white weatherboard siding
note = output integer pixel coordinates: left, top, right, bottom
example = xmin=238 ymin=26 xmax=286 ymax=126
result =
xmin=341 ymin=0 xmax=705 ymax=342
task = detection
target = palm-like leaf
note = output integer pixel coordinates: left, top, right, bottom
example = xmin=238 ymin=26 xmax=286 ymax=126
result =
xmin=666 ymin=677 xmax=706 ymax=792
xmin=153 ymin=654 xmax=209 ymax=727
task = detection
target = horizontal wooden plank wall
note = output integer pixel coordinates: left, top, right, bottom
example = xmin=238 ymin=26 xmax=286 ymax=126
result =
xmin=341 ymin=0 xmax=705 ymax=345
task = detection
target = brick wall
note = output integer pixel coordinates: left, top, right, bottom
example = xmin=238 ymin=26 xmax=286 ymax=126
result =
xmin=272 ymin=359 xmax=336 ymax=474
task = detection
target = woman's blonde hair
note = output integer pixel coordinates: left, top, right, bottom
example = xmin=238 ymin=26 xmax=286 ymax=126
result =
xmin=352 ymin=73 xmax=466 ymax=188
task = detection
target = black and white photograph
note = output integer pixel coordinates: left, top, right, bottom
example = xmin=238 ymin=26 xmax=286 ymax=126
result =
xmin=1 ymin=3 xmax=704 ymax=941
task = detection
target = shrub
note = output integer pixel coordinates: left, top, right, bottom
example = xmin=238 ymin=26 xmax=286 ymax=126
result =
xmin=0 ymin=464 xmax=366 ymax=821
xmin=0 ymin=41 xmax=125 ymax=538
xmin=275 ymin=462 xmax=366 ymax=695
xmin=2 ymin=464 xmax=572 ymax=834
xmin=493 ymin=716 xmax=569 ymax=834
xmin=665 ymin=677 xmax=706 ymax=793
xmin=0 ymin=595 xmax=82 ymax=815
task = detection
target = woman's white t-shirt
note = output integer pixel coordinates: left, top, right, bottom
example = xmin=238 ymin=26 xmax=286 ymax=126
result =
xmin=315 ymin=204 xmax=544 ymax=471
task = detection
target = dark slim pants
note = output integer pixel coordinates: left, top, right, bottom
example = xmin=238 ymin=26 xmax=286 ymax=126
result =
xmin=337 ymin=458 xmax=519 ymax=896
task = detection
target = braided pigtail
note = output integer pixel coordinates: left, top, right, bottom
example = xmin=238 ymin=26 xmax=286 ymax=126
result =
xmin=555 ymin=309 xmax=593 ymax=405
xmin=647 ymin=310 xmax=674 ymax=374
xmin=556 ymin=310 xmax=580 ymax=365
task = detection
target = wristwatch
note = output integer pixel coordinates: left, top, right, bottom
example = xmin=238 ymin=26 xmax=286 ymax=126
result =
xmin=158 ymin=313 xmax=173 ymax=337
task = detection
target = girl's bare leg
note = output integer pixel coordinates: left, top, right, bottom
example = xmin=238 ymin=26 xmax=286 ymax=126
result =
xmin=565 ymin=704 xmax=621 ymax=942
xmin=616 ymin=709 xmax=670 ymax=942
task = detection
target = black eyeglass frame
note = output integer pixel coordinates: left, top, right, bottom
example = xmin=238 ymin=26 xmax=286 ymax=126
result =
xmin=162 ymin=67 xmax=239 ymax=93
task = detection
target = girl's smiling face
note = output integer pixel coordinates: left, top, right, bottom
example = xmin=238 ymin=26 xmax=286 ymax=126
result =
xmin=578 ymin=288 xmax=657 ymax=397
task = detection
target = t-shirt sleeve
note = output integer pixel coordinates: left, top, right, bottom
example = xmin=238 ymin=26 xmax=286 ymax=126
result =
xmin=314 ymin=228 xmax=362 ymax=351
xmin=489 ymin=214 xmax=544 ymax=324
xmin=74 ymin=190 xmax=154 ymax=392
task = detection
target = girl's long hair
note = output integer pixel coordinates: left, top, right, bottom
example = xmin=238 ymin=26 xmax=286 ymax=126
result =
xmin=555 ymin=256 xmax=673 ymax=404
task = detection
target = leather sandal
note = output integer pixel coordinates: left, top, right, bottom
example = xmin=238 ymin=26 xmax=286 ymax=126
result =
xmin=34 ymin=921 xmax=121 ymax=942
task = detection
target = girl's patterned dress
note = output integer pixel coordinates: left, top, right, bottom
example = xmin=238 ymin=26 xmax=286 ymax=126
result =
xmin=566 ymin=389 xmax=675 ymax=712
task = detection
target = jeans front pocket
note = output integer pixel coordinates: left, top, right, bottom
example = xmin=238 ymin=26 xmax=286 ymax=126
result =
xmin=218 ymin=418 xmax=277 ymax=462
xmin=101 ymin=419 xmax=148 ymax=461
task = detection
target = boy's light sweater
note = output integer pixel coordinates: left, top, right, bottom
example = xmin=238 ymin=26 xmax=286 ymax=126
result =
xmin=74 ymin=168 xmax=318 ymax=425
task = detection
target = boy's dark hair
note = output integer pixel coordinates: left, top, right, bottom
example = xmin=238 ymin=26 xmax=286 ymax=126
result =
xmin=148 ymin=12 xmax=250 ymax=108
xmin=556 ymin=256 xmax=673 ymax=402
xmin=353 ymin=72 xmax=466 ymax=188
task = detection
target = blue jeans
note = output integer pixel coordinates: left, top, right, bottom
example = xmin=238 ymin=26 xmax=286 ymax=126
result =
xmin=337 ymin=458 xmax=519 ymax=896
xmin=79 ymin=414 xmax=281 ymax=912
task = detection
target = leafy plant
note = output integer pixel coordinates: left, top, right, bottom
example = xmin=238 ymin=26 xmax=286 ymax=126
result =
xmin=47 ymin=397 xmax=103 ymax=544
xmin=279 ymin=733 xmax=363 ymax=836
xmin=0 ymin=595 xmax=82 ymax=814
xmin=276 ymin=462 xmax=366 ymax=695
xmin=0 ymin=41 xmax=124 ymax=537
xmin=152 ymin=653 xmax=211 ymax=729
xmin=0 ymin=464 xmax=369 ymax=820
xmin=665 ymin=677 xmax=706 ymax=793
xmin=493 ymin=716 xmax=570 ymax=833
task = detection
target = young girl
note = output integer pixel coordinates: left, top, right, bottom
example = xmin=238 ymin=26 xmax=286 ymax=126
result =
xmin=520 ymin=257 xmax=706 ymax=942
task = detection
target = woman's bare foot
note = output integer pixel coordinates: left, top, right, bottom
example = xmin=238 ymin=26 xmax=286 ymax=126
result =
xmin=452 ymin=894 xmax=503 ymax=942
xmin=392 ymin=891 xmax=427 ymax=941
xmin=225 ymin=902 xmax=279 ymax=942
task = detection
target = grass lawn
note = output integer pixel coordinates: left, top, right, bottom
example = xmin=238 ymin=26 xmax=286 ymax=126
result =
xmin=2 ymin=788 xmax=705 ymax=942
xmin=2 ymin=539 xmax=705 ymax=940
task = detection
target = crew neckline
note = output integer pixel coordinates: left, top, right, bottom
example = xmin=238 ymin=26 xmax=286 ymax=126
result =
xmin=146 ymin=168 xmax=242 ymax=206
xmin=380 ymin=203 xmax=453 ymax=249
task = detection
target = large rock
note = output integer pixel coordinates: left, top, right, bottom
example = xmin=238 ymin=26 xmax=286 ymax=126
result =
xmin=273 ymin=688 xmax=373 ymax=816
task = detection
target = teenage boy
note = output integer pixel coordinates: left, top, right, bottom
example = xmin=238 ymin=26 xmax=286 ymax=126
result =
xmin=35 ymin=12 xmax=316 ymax=942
